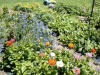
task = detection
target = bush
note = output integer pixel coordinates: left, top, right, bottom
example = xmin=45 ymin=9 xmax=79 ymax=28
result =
xmin=0 ymin=8 xmax=12 ymax=42
xmin=52 ymin=3 xmax=90 ymax=16
xmin=14 ymin=2 xmax=40 ymax=13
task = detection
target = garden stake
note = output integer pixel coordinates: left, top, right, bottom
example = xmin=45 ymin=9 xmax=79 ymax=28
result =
xmin=90 ymin=0 xmax=95 ymax=17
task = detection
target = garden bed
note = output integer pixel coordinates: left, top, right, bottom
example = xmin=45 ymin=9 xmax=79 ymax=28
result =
xmin=0 ymin=1 xmax=100 ymax=75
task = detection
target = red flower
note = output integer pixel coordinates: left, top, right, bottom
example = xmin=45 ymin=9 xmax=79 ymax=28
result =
xmin=91 ymin=48 xmax=96 ymax=53
xmin=48 ymin=58 xmax=56 ymax=66
xmin=6 ymin=41 xmax=12 ymax=45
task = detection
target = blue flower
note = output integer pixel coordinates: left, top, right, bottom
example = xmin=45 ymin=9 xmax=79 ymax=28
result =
xmin=40 ymin=49 xmax=42 ymax=52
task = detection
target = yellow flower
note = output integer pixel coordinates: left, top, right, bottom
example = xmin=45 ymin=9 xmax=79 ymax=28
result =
xmin=45 ymin=42 xmax=50 ymax=46
xmin=36 ymin=2 xmax=40 ymax=6
xmin=53 ymin=11 xmax=57 ymax=14
xmin=24 ymin=3 xmax=31 ymax=8
xmin=29 ymin=13 xmax=34 ymax=17
xmin=41 ymin=10 xmax=46 ymax=12
xmin=31 ymin=4 xmax=34 ymax=8
xmin=50 ymin=0 xmax=56 ymax=2
xmin=26 ymin=3 xmax=30 ymax=6
xmin=24 ymin=5 xmax=28 ymax=8
xmin=17 ymin=2 xmax=22 ymax=6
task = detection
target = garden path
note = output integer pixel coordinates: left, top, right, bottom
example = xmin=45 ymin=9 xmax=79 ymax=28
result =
xmin=53 ymin=40 xmax=100 ymax=73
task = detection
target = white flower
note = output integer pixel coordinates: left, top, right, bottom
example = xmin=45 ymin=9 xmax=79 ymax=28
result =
xmin=56 ymin=61 xmax=64 ymax=67
xmin=50 ymin=52 xmax=56 ymax=57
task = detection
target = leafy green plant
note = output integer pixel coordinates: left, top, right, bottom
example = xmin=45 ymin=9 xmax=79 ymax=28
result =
xmin=52 ymin=3 xmax=90 ymax=16
xmin=2 ymin=7 xmax=9 ymax=15
xmin=0 ymin=9 xmax=13 ymax=42
xmin=44 ymin=13 xmax=100 ymax=55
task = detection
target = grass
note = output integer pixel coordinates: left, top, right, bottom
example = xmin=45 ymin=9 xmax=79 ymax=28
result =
xmin=0 ymin=0 xmax=43 ymax=8
xmin=0 ymin=0 xmax=95 ymax=8
xmin=57 ymin=0 xmax=92 ymax=7
xmin=0 ymin=0 xmax=99 ymax=11
xmin=56 ymin=0 xmax=100 ymax=13
xmin=0 ymin=0 xmax=99 ymax=15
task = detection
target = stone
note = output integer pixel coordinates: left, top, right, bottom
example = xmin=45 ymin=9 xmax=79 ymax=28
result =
xmin=48 ymin=4 xmax=55 ymax=8
xmin=44 ymin=0 xmax=56 ymax=5
xmin=93 ymin=61 xmax=99 ymax=65
xmin=0 ymin=71 xmax=6 ymax=75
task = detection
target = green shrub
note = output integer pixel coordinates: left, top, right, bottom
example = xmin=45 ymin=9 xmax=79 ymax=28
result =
xmin=13 ymin=2 xmax=40 ymax=13
xmin=2 ymin=7 xmax=9 ymax=15
xmin=52 ymin=3 xmax=90 ymax=16
xmin=0 ymin=10 xmax=12 ymax=42
xmin=87 ymin=11 xmax=100 ymax=29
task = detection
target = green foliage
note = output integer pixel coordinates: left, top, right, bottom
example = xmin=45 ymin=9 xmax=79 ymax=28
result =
xmin=13 ymin=2 xmax=40 ymax=13
xmin=52 ymin=3 xmax=90 ymax=16
xmin=46 ymin=13 xmax=100 ymax=55
xmin=0 ymin=1 xmax=100 ymax=75
xmin=87 ymin=11 xmax=100 ymax=29
xmin=0 ymin=9 xmax=12 ymax=41
xmin=14 ymin=5 xmax=33 ymax=13
xmin=95 ymin=0 xmax=100 ymax=7
xmin=2 ymin=7 xmax=9 ymax=15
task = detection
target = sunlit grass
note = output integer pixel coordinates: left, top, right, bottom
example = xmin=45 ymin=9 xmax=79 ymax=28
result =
xmin=0 ymin=0 xmax=99 ymax=13
xmin=0 ymin=0 xmax=43 ymax=8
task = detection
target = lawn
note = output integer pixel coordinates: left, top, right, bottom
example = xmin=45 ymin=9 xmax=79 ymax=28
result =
xmin=0 ymin=0 xmax=43 ymax=8
xmin=0 ymin=0 xmax=99 ymax=13
xmin=0 ymin=0 xmax=96 ymax=8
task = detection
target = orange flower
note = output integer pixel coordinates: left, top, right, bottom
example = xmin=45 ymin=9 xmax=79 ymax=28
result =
xmin=48 ymin=58 xmax=56 ymax=65
xmin=6 ymin=41 xmax=12 ymax=45
xmin=37 ymin=40 xmax=40 ymax=42
xmin=91 ymin=48 xmax=96 ymax=53
xmin=68 ymin=43 xmax=74 ymax=48
xmin=45 ymin=42 xmax=50 ymax=46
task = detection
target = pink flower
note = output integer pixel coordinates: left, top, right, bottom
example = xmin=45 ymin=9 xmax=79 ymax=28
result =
xmin=73 ymin=68 xmax=80 ymax=74
xmin=74 ymin=54 xmax=80 ymax=60
xmin=39 ymin=53 xmax=45 ymax=57
xmin=10 ymin=38 xmax=15 ymax=43
xmin=86 ymin=53 xmax=93 ymax=58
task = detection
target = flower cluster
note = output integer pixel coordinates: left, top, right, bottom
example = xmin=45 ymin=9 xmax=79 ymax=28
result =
xmin=48 ymin=52 xmax=64 ymax=67
xmin=6 ymin=38 xmax=15 ymax=45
